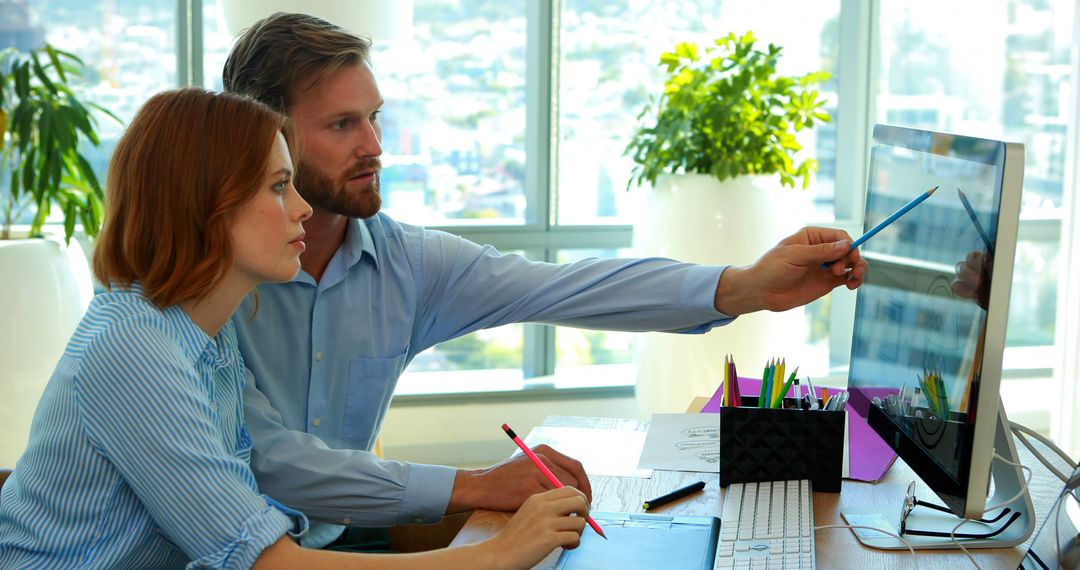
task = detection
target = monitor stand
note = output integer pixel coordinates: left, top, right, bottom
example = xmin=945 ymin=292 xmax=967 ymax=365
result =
xmin=841 ymin=405 xmax=1035 ymax=549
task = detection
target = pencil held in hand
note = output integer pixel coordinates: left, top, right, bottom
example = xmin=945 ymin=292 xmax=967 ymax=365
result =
xmin=501 ymin=423 xmax=607 ymax=539
xmin=821 ymin=185 xmax=938 ymax=269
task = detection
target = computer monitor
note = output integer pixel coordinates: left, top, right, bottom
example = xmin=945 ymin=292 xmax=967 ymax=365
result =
xmin=842 ymin=124 xmax=1035 ymax=549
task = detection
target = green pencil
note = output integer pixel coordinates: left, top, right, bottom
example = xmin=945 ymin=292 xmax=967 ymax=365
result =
xmin=758 ymin=360 xmax=771 ymax=408
xmin=772 ymin=367 xmax=799 ymax=409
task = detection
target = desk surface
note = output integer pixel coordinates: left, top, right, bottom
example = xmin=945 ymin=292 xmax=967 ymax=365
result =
xmin=450 ymin=415 xmax=1063 ymax=569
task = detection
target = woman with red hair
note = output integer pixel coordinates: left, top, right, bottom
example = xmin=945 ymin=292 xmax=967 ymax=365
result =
xmin=0 ymin=88 xmax=587 ymax=569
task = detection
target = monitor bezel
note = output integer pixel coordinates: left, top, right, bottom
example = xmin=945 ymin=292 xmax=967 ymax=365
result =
xmin=846 ymin=124 xmax=1024 ymax=519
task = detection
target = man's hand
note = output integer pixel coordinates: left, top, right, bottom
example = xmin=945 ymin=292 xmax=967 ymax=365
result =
xmin=446 ymin=444 xmax=593 ymax=514
xmin=952 ymin=250 xmax=992 ymax=309
xmin=714 ymin=226 xmax=869 ymax=316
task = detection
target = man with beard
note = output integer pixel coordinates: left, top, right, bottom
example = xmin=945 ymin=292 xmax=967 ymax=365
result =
xmin=223 ymin=12 xmax=868 ymax=550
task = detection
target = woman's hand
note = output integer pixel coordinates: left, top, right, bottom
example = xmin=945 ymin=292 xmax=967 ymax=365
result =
xmin=481 ymin=487 xmax=590 ymax=570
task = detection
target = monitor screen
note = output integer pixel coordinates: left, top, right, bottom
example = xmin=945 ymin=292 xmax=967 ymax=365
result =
xmin=847 ymin=124 xmax=1023 ymax=517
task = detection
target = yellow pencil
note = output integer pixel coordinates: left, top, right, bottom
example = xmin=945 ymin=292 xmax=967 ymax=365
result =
xmin=722 ymin=354 xmax=730 ymax=406
xmin=774 ymin=359 xmax=786 ymax=406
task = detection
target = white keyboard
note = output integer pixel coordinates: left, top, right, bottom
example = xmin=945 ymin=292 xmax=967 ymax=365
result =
xmin=715 ymin=480 xmax=815 ymax=570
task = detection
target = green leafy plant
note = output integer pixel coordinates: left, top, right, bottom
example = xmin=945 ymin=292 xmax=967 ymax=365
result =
xmin=626 ymin=31 xmax=831 ymax=191
xmin=0 ymin=44 xmax=119 ymax=243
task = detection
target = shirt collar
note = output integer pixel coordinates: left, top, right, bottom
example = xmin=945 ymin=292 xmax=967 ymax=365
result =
xmin=164 ymin=304 xmax=234 ymax=369
xmin=288 ymin=216 xmax=380 ymax=289
xmin=109 ymin=282 xmax=233 ymax=368
xmin=346 ymin=216 xmax=380 ymax=272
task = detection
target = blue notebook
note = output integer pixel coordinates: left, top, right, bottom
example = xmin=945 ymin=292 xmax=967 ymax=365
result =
xmin=555 ymin=512 xmax=719 ymax=569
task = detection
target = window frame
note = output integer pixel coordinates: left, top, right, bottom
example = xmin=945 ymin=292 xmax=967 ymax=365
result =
xmin=170 ymin=0 xmax=1067 ymax=400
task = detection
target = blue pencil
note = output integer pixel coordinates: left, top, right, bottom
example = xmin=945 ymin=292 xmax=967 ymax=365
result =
xmin=822 ymin=185 xmax=938 ymax=268
xmin=957 ymin=188 xmax=994 ymax=256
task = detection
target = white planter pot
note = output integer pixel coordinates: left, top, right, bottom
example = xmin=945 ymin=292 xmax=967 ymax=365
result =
xmin=0 ymin=236 xmax=93 ymax=467
xmin=632 ymin=174 xmax=810 ymax=418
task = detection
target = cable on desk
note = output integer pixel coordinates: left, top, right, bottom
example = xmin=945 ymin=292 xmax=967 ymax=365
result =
xmin=1010 ymin=421 xmax=1077 ymax=483
xmin=947 ymin=451 xmax=1033 ymax=570
xmin=813 ymin=524 xmax=918 ymax=570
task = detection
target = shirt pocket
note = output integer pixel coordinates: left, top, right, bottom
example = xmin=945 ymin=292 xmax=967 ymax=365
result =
xmin=342 ymin=353 xmax=406 ymax=448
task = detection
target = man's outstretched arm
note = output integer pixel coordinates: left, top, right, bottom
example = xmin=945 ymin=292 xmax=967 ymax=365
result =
xmin=244 ymin=376 xmax=593 ymax=524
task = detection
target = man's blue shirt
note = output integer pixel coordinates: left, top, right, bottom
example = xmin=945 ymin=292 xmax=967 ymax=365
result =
xmin=234 ymin=212 xmax=732 ymax=542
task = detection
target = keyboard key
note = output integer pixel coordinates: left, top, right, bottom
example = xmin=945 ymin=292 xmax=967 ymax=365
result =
xmin=715 ymin=480 xmax=815 ymax=570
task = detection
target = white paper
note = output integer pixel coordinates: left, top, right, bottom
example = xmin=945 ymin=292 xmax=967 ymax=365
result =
xmin=519 ymin=426 xmax=653 ymax=478
xmin=637 ymin=413 xmax=721 ymax=473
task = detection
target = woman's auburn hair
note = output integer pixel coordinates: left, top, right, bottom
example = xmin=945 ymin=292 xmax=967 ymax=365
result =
xmin=93 ymin=87 xmax=292 ymax=308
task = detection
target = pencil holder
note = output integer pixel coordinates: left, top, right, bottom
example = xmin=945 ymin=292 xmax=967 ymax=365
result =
xmin=718 ymin=397 xmax=845 ymax=492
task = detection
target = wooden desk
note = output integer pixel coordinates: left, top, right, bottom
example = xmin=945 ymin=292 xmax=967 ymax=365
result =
xmin=451 ymin=415 xmax=1063 ymax=569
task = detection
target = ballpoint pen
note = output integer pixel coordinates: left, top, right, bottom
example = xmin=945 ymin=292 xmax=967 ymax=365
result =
xmin=808 ymin=377 xmax=822 ymax=410
xmin=642 ymin=480 xmax=706 ymax=510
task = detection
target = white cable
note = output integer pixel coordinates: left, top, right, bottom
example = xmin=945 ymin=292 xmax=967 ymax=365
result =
xmin=814 ymin=524 xmax=918 ymax=569
xmin=1014 ymin=429 xmax=1070 ymax=483
xmin=1054 ymin=486 xmax=1070 ymax=569
xmin=1008 ymin=420 xmax=1078 ymax=565
xmin=947 ymin=451 xmax=1033 ymax=569
xmin=1010 ymin=421 xmax=1077 ymax=470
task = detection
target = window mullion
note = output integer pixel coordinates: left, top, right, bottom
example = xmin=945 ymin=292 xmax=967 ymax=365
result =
xmin=526 ymin=0 xmax=555 ymax=229
xmin=523 ymin=1 xmax=557 ymax=379
xmin=175 ymin=0 xmax=203 ymax=87
xmin=828 ymin=0 xmax=879 ymax=375
xmin=834 ymin=0 xmax=877 ymax=222
xmin=1052 ymin=3 xmax=1080 ymax=457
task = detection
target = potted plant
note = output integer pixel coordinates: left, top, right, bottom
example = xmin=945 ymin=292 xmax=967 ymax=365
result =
xmin=1 ymin=44 xmax=112 ymax=242
xmin=624 ymin=32 xmax=832 ymax=418
xmin=0 ymin=44 xmax=117 ymax=467
xmin=625 ymin=31 xmax=831 ymax=191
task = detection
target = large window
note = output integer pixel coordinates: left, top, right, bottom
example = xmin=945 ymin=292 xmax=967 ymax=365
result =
xmin=557 ymin=0 xmax=841 ymax=224
xmin=0 ymin=0 xmax=177 ymax=218
xmin=876 ymin=0 xmax=1073 ymax=362
xmin=5 ymin=1 xmax=1075 ymax=435
xmin=376 ymin=3 xmax=528 ymax=226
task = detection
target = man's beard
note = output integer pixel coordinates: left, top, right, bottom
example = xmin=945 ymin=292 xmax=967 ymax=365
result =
xmin=294 ymin=157 xmax=382 ymax=219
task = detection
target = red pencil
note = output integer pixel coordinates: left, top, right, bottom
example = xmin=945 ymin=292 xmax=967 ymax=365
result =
xmin=501 ymin=423 xmax=607 ymax=539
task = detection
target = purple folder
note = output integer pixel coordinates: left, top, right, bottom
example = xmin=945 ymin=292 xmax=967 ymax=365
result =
xmin=702 ymin=376 xmax=897 ymax=482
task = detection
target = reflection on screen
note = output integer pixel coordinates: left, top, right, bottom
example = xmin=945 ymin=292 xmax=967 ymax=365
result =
xmin=849 ymin=133 xmax=1004 ymax=482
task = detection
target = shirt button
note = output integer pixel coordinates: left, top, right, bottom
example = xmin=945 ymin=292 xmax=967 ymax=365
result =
xmin=210 ymin=402 xmax=218 ymax=412
xmin=311 ymin=418 xmax=321 ymax=427
xmin=315 ymin=351 xmax=323 ymax=361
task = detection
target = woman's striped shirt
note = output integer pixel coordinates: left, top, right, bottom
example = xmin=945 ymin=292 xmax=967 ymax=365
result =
xmin=0 ymin=287 xmax=307 ymax=569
